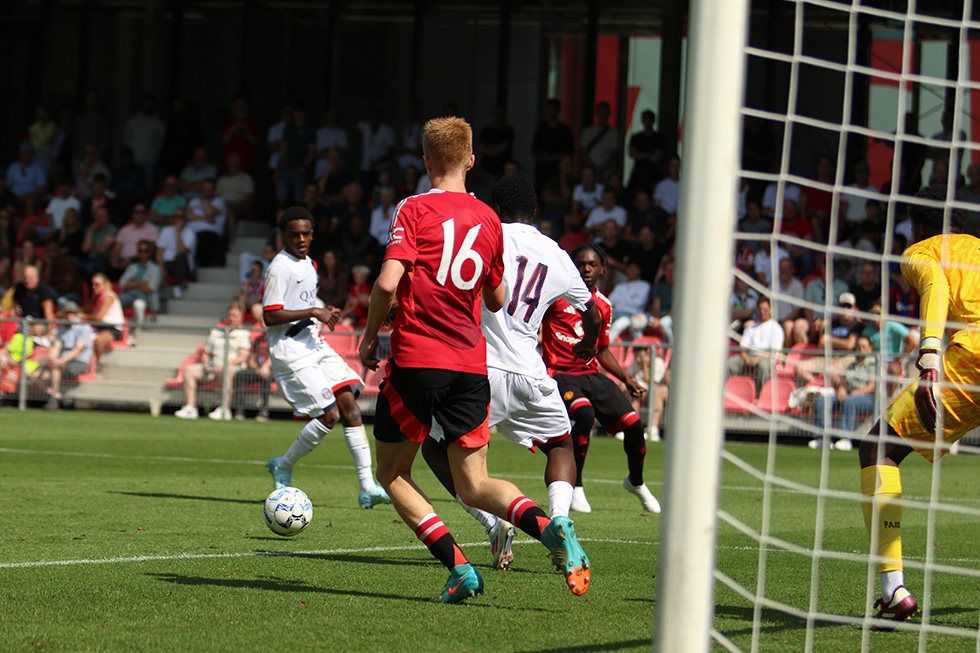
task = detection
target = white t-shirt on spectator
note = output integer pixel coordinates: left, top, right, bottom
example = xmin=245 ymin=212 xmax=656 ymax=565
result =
xmin=740 ymin=318 xmax=785 ymax=356
xmin=314 ymin=127 xmax=349 ymax=179
xmin=585 ymin=204 xmax=628 ymax=229
xmin=653 ymin=177 xmax=681 ymax=214
xmin=573 ymin=183 xmax=604 ymax=213
xmin=608 ymin=279 xmax=650 ymax=316
xmin=45 ymin=195 xmax=82 ymax=229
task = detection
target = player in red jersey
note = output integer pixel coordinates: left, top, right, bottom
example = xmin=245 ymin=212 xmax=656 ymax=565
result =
xmin=541 ymin=242 xmax=661 ymax=513
xmin=359 ymin=117 xmax=590 ymax=602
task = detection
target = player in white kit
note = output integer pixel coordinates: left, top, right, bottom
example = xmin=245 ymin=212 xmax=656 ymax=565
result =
xmin=264 ymin=206 xmax=390 ymax=509
xmin=422 ymin=175 xmax=601 ymax=569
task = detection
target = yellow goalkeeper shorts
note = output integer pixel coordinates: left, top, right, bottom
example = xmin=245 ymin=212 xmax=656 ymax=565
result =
xmin=886 ymin=344 xmax=980 ymax=462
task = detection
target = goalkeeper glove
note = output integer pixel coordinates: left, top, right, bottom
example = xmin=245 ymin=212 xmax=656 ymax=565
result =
xmin=914 ymin=336 xmax=941 ymax=433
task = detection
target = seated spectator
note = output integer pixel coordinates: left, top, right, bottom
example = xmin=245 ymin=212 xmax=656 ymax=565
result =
xmin=572 ymin=165 xmax=604 ymax=214
xmin=773 ymin=257 xmax=805 ymax=344
xmin=339 ymin=264 xmax=372 ymax=328
xmin=738 ymin=199 xmax=772 ymax=252
xmin=43 ymin=300 xmax=94 ymax=409
xmin=396 ymin=164 xmax=422 ymax=200
xmin=298 ymin=182 xmax=330 ymax=222
xmin=369 ymin=186 xmax=396 ymax=247
xmin=558 ymin=207 xmax=588 ymax=254
xmin=652 ymin=155 xmax=681 ymax=217
xmin=802 ymin=155 xmax=835 ymax=223
xmin=630 ymin=225 xmax=665 ymax=283
xmin=648 ymin=254 xmax=676 ymax=343
xmin=178 ymin=147 xmax=218 ymax=201
xmin=235 ymin=259 xmax=265 ymax=324
xmin=626 ymin=344 xmax=668 ymax=441
xmin=0 ymin=175 xmax=18 ymax=217
xmin=156 ymin=207 xmax=197 ymax=298
xmin=317 ymin=148 xmax=355 ymax=205
xmin=539 ymin=154 xmax=576 ymax=223
xmin=16 ymin=210 xmax=53 ymax=248
xmin=779 ymin=198 xmax=815 ymax=277
xmin=174 ymin=303 xmax=252 ymax=421
xmin=730 ymin=270 xmax=759 ymax=334
xmin=39 ymin=238 xmax=85 ymax=307
xmin=118 ymin=240 xmax=162 ymax=327
xmin=79 ymin=206 xmax=116 ymax=279
xmin=149 ymin=175 xmax=187 ymax=224
xmin=317 ymin=249 xmax=349 ymax=309
xmin=111 ymin=147 xmax=148 ymax=218
xmin=221 ymin=95 xmax=261 ymax=174
xmin=793 ymin=291 xmax=864 ymax=388
xmin=48 ymin=208 xmax=86 ymax=261
xmin=889 ymin=272 xmax=919 ymax=319
xmin=314 ymin=106 xmax=349 ymax=181
xmin=332 ymin=181 xmax=370 ymax=232
xmin=215 ymin=153 xmax=254 ymax=225
xmin=186 ymin=179 xmax=227 ymax=267
xmin=594 ymin=219 xmax=632 ymax=293
xmin=585 ymin=187 xmax=628 ymax=233
xmin=849 ymin=261 xmax=882 ymax=313
xmin=11 ymin=265 xmax=57 ymax=327
xmin=44 ymin=179 xmax=82 ymax=231
xmin=111 ymin=203 xmax=159 ymax=273
xmin=760 ymin=179 xmax=803 ymax=219
xmin=83 ymin=273 xmax=126 ymax=361
xmin=839 ymin=161 xmax=878 ymax=224
xmin=7 ymin=142 xmax=48 ymax=217
xmin=863 ymin=300 xmax=916 ymax=394
xmin=608 ymin=259 xmax=651 ymax=343
xmin=624 ymin=189 xmax=671 ymax=245
xmin=79 ymin=174 xmax=118 ymax=227
xmin=0 ymin=322 xmax=48 ymax=392
xmin=726 ymin=296 xmax=783 ymax=390
xmin=753 ymin=240 xmax=789 ymax=287
xmin=12 ymin=240 xmax=45 ymax=285
xmin=232 ymin=331 xmax=272 ymax=422
xmin=341 ymin=214 xmax=379 ymax=271
xmin=370 ymin=169 xmax=394 ymax=208
xmin=74 ymin=144 xmax=112 ymax=201
xmin=795 ymin=260 xmax=849 ymax=346
xmin=809 ymin=335 xmax=877 ymax=451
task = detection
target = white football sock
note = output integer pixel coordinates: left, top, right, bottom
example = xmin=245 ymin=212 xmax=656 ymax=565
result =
xmin=881 ymin=570 xmax=905 ymax=599
xmin=281 ymin=418 xmax=331 ymax=469
xmin=343 ymin=425 xmax=376 ymax=491
xmin=457 ymin=495 xmax=498 ymax=532
xmin=547 ymin=480 xmax=574 ymax=518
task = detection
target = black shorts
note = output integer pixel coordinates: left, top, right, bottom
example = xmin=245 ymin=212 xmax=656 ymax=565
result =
xmin=554 ymin=372 xmax=641 ymax=433
xmin=374 ymin=362 xmax=491 ymax=448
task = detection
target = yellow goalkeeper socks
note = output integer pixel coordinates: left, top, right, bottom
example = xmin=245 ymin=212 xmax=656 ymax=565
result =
xmin=861 ymin=465 xmax=903 ymax=577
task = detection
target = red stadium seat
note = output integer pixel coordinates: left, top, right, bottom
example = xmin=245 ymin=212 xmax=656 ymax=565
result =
xmin=723 ymin=375 xmax=757 ymax=415
xmin=756 ymin=378 xmax=796 ymax=414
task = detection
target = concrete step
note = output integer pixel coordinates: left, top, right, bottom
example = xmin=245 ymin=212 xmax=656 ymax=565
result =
xmin=182 ymin=282 xmax=239 ymax=302
xmin=237 ymin=222 xmax=272 ymax=239
xmin=165 ymin=298 xmax=233 ymax=318
xmin=150 ymin=315 xmax=218 ymax=329
xmin=99 ymin=366 xmax=180 ymax=383
xmin=68 ymin=380 xmax=168 ymax=414
xmin=101 ymin=346 xmax=189 ymax=369
xmin=134 ymin=330 xmax=208 ymax=351
xmin=195 ymin=267 xmax=242 ymax=285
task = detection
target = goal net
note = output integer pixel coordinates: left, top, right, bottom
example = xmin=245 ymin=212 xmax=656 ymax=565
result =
xmin=659 ymin=1 xmax=980 ymax=651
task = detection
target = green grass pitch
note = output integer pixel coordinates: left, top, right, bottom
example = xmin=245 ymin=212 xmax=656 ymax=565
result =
xmin=1 ymin=410 xmax=978 ymax=651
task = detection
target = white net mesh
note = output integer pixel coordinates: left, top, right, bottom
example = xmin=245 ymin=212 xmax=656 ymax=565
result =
xmin=715 ymin=1 xmax=980 ymax=649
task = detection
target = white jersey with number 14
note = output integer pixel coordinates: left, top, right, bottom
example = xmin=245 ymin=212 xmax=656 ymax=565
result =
xmin=482 ymin=222 xmax=592 ymax=378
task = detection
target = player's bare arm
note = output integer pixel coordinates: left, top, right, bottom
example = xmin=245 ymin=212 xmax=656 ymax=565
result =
xmin=482 ymin=281 xmax=506 ymax=313
xmin=263 ymin=306 xmax=340 ymax=328
xmin=571 ymin=303 xmax=601 ymax=361
xmin=359 ymin=259 xmax=405 ymax=370
xmin=598 ymin=347 xmax=646 ymax=398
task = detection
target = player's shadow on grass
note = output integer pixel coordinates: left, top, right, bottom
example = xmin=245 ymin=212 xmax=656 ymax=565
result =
xmin=148 ymin=572 xmax=428 ymax=602
xmin=250 ymin=550 xmax=551 ymax=576
xmin=109 ymin=491 xmax=257 ymax=505
xmin=714 ymin=605 xmax=836 ymax=636
xmin=514 ymin=639 xmax=651 ymax=652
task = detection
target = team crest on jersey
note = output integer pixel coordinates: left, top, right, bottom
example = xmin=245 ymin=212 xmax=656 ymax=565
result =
xmin=563 ymin=391 xmax=574 ymax=401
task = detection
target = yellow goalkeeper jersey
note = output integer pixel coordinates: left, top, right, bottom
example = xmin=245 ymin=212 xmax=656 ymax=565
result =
xmin=901 ymin=233 xmax=980 ymax=353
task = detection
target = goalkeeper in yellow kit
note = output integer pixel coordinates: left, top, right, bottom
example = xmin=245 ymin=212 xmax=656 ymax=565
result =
xmin=859 ymin=183 xmax=980 ymax=628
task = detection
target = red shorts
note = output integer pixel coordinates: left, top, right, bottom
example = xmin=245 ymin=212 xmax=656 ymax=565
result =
xmin=373 ymin=362 xmax=491 ymax=448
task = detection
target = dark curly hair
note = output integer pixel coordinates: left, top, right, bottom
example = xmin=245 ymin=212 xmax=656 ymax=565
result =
xmin=909 ymin=183 xmax=965 ymax=237
xmin=490 ymin=174 xmax=538 ymax=223
xmin=571 ymin=242 xmax=608 ymax=267
xmin=279 ymin=206 xmax=314 ymax=232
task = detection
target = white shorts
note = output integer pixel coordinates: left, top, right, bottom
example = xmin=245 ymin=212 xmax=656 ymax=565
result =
xmin=488 ymin=367 xmax=570 ymax=449
xmin=275 ymin=350 xmax=363 ymax=418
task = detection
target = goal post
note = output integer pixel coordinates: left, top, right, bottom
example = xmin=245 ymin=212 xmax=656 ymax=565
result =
xmin=653 ymin=0 xmax=751 ymax=651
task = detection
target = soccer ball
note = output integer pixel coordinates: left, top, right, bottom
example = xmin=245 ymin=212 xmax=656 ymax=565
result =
xmin=264 ymin=487 xmax=313 ymax=537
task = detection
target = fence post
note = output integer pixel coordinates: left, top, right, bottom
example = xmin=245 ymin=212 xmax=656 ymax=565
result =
xmin=17 ymin=318 xmax=30 ymax=411
xmin=220 ymin=325 xmax=231 ymax=418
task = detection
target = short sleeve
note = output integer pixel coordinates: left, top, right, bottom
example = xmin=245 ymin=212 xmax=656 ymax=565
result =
xmin=563 ymin=263 xmax=593 ymax=312
xmin=485 ymin=225 xmax=505 ymax=288
xmin=383 ymin=199 xmax=417 ymax=263
xmin=263 ymin=265 xmax=286 ymax=311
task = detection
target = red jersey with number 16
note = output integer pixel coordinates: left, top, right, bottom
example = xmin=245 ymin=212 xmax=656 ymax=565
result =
xmin=384 ymin=188 xmax=505 ymax=374
xmin=541 ymin=288 xmax=611 ymax=375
